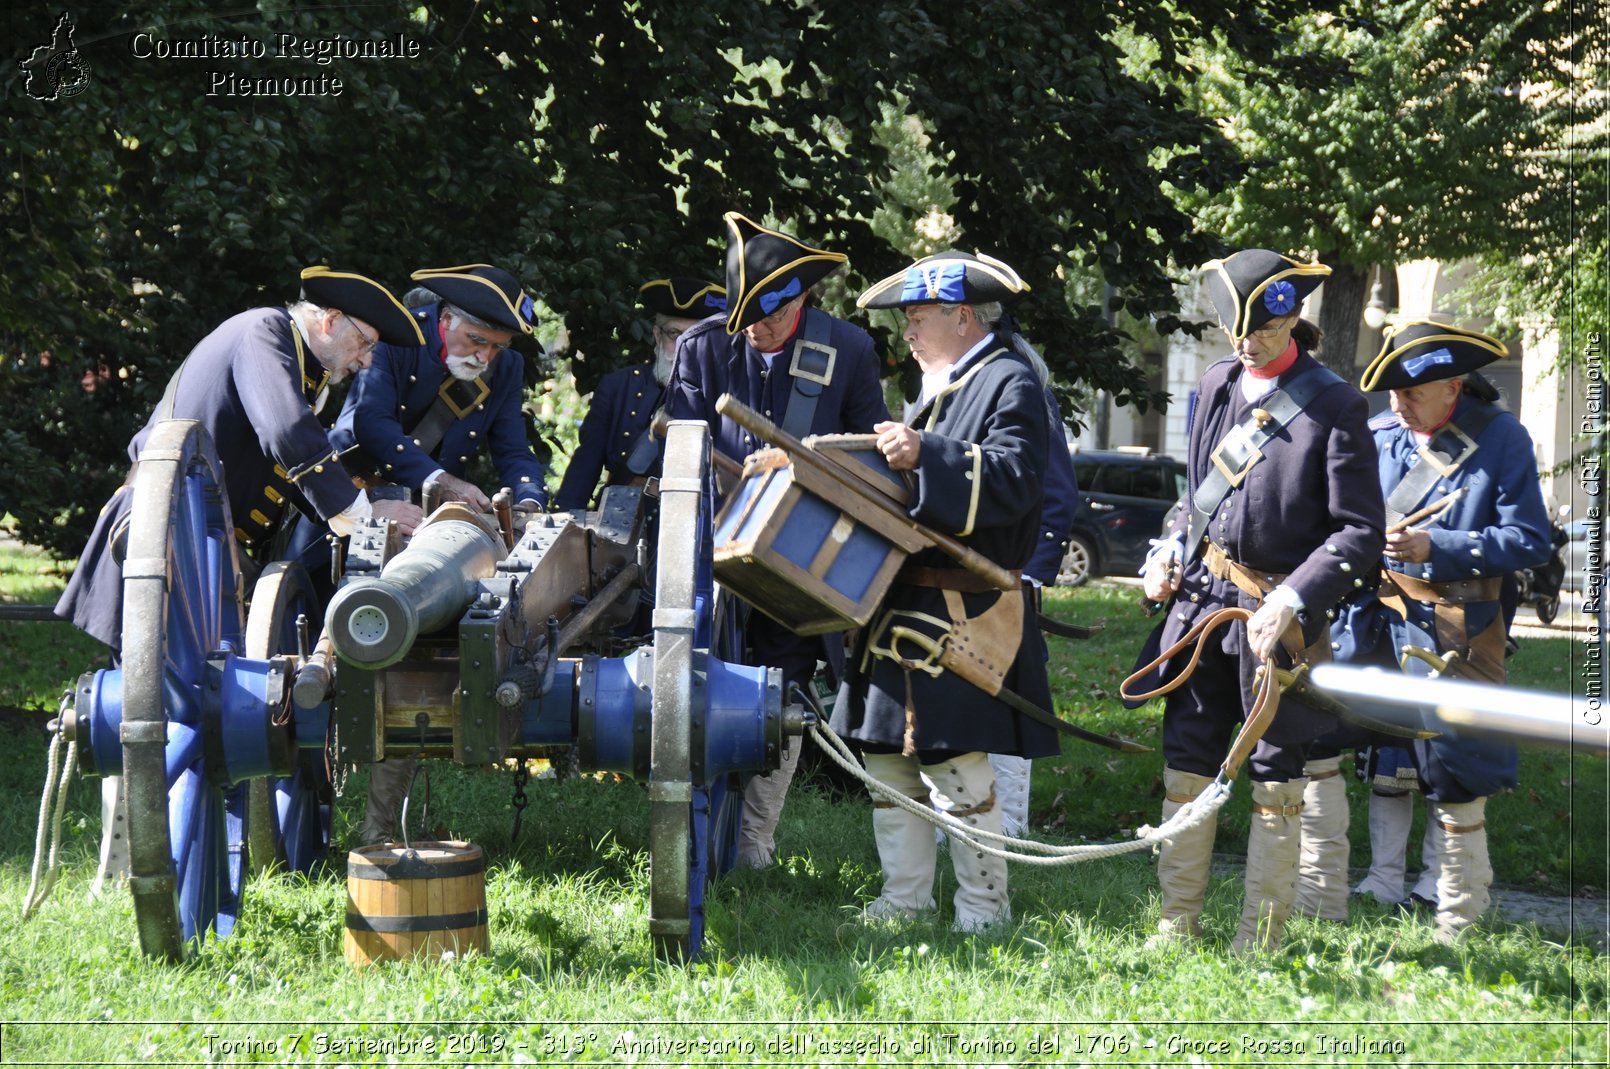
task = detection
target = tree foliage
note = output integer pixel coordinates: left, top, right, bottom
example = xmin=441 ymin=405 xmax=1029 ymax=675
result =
xmin=1169 ymin=0 xmax=1587 ymax=374
xmin=5 ymin=0 xmax=1319 ymax=558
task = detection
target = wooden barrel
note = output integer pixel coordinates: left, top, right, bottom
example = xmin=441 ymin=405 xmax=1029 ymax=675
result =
xmin=344 ymin=841 xmax=490 ymax=965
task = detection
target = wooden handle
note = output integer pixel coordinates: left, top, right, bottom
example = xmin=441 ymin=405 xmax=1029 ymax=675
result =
xmin=714 ymin=394 xmax=1019 ymax=593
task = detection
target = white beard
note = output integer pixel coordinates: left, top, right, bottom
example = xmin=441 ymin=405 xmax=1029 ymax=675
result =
xmin=446 ymin=355 xmax=487 ymax=382
xmin=653 ymin=340 xmax=677 ymax=386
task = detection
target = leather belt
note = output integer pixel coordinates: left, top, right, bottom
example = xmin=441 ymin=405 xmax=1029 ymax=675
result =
xmin=897 ymin=564 xmax=1021 ymax=593
xmin=1380 ymin=570 xmax=1502 ymax=606
xmin=1308 ymin=768 xmax=1343 ymax=781
xmin=1203 ymin=542 xmax=1287 ymax=601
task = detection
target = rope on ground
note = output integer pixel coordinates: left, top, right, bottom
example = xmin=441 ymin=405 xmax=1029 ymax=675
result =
xmin=23 ymin=722 xmax=77 ymax=919
xmin=806 ymin=719 xmax=1231 ymax=866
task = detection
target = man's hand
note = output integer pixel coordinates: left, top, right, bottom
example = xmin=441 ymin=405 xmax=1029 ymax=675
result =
xmin=433 ymin=472 xmax=492 ymax=512
xmin=875 ymin=420 xmax=921 ymax=471
xmin=1245 ymin=599 xmax=1296 ymax=661
xmin=1384 ymin=527 xmax=1432 ymax=564
xmin=371 ymin=498 xmax=425 ymax=535
xmin=1142 ymin=554 xmax=1182 ymax=603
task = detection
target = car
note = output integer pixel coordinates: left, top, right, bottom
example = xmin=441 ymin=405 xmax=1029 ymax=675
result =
xmin=1563 ymin=518 xmax=1602 ymax=596
xmin=1057 ymin=448 xmax=1187 ymax=586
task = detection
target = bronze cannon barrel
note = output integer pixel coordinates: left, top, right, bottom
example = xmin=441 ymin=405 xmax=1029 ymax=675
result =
xmin=325 ymin=510 xmax=502 ymax=669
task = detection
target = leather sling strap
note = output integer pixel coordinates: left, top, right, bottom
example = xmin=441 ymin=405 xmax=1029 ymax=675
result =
xmin=1118 ymin=606 xmax=1279 ymax=781
xmin=1382 ymin=404 xmax=1500 ymax=525
xmin=1185 ymin=365 xmax=1343 ymax=567
xmin=780 ymin=307 xmax=836 ymax=439
xmin=406 ymin=374 xmax=491 ymax=459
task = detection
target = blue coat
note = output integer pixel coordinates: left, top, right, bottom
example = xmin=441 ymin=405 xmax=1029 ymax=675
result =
xmin=330 ymin=303 xmax=547 ymax=505
xmin=1144 ymin=348 xmax=1385 ymax=780
xmin=832 ymin=337 xmax=1058 ymax=758
xmin=554 ymin=362 xmax=663 ymax=510
xmin=1346 ymin=395 xmax=1550 ymax=799
xmin=57 ymin=308 xmax=359 ymax=650
xmin=1024 ymin=387 xmax=1080 ymax=585
xmin=664 ymin=311 xmax=888 ymax=467
xmin=665 ymin=308 xmax=888 ymax=686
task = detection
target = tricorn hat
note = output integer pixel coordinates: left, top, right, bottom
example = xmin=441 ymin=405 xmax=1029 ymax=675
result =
xmin=299 ymin=266 xmax=424 ymax=347
xmin=723 ymin=212 xmax=847 ymax=333
xmin=857 ymin=250 xmax=1029 ymax=310
xmin=1359 ymin=319 xmax=1508 ymax=392
xmin=639 ymin=276 xmax=727 ymax=318
xmin=1202 ymin=249 xmax=1330 ymax=341
xmin=410 ymin=263 xmax=537 ymax=335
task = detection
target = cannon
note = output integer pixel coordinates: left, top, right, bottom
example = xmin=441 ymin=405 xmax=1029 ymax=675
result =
xmin=54 ymin=418 xmax=804 ymax=961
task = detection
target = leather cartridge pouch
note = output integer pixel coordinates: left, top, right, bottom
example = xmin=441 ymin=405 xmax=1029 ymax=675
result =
xmin=934 ymin=587 xmax=1024 ymax=696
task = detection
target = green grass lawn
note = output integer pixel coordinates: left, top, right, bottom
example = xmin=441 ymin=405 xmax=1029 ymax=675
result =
xmin=0 ymin=552 xmax=1604 ymax=1066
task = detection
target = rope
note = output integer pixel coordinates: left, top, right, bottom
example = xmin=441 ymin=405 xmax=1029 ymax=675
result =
xmin=23 ymin=723 xmax=78 ymax=919
xmin=805 ymin=719 xmax=1232 ymax=866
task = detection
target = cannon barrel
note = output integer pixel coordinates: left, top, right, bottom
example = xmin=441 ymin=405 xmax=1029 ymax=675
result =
xmin=325 ymin=509 xmax=502 ymax=669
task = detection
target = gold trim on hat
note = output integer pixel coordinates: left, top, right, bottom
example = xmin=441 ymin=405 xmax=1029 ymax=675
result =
xmin=1202 ymin=255 xmax=1330 ymax=340
xmin=855 ymin=252 xmax=1030 ymax=309
xmin=723 ymin=212 xmax=847 ymax=333
xmin=1358 ymin=319 xmax=1509 ymax=391
xmin=300 ymin=266 xmax=422 ymax=344
xmin=639 ymin=278 xmax=726 ymax=314
xmin=410 ymin=264 xmax=534 ymax=335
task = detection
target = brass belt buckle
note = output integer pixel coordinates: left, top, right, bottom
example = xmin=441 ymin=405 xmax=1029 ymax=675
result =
xmin=1210 ymin=433 xmax=1262 ymax=489
xmin=441 ymin=376 xmax=491 ymax=420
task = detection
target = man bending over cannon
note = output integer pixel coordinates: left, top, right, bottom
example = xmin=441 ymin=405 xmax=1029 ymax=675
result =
xmin=327 ymin=262 xmax=546 ymax=844
xmin=830 ymin=250 xmax=1056 ymax=933
xmin=665 ymin=213 xmax=888 ymax=868
xmin=55 ymin=266 xmax=428 ymax=887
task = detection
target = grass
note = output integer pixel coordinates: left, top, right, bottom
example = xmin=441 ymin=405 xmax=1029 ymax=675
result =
xmin=0 ymin=549 xmax=1605 ymax=1065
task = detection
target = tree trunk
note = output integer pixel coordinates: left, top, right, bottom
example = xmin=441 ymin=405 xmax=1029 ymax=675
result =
xmin=1314 ymin=259 xmax=1369 ymax=381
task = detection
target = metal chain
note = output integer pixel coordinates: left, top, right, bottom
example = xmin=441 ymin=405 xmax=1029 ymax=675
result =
xmin=509 ymin=761 xmax=530 ymax=843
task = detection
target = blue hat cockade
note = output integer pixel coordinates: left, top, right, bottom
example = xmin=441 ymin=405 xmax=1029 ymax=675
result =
xmin=723 ymin=212 xmax=847 ymax=333
xmin=410 ymin=263 xmax=537 ymax=335
xmin=1202 ymin=249 xmax=1330 ymax=341
xmin=1358 ymin=319 xmax=1508 ymax=392
xmin=856 ymin=250 xmax=1029 ymax=310
xmin=639 ymin=276 xmax=727 ymax=318
xmin=299 ymin=266 xmax=424 ymax=347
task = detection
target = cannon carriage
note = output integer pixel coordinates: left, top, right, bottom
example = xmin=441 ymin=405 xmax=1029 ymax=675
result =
xmin=54 ymin=418 xmax=805 ymax=962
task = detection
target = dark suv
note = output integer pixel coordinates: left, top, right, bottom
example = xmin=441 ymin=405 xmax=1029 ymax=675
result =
xmin=1058 ymin=448 xmax=1187 ymax=586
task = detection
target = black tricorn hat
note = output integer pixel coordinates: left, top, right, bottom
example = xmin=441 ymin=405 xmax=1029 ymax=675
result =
xmin=410 ymin=263 xmax=537 ymax=335
xmin=298 ymin=266 xmax=424 ymax=346
xmin=723 ymin=212 xmax=847 ymax=333
xmin=856 ymin=250 xmax=1029 ymax=310
xmin=639 ymin=277 xmax=727 ymax=318
xmin=1202 ymin=249 xmax=1330 ymax=341
xmin=1359 ymin=319 xmax=1508 ymax=392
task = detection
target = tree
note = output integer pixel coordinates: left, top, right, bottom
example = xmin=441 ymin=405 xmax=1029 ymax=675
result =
xmin=1168 ymin=0 xmax=1582 ymax=375
xmin=4 ymin=0 xmax=1322 ymax=558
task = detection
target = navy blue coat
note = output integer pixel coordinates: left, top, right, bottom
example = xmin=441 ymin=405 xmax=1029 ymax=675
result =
xmin=57 ymin=308 xmax=359 ymax=650
xmin=1149 ymin=348 xmax=1385 ymax=780
xmin=1024 ymin=387 xmax=1080 ymax=585
xmin=554 ymin=362 xmax=663 ymax=510
xmin=832 ymin=338 xmax=1059 ymax=759
xmin=330 ymin=303 xmax=546 ymax=505
xmin=665 ymin=311 xmax=888 ymax=467
xmin=665 ymin=308 xmax=888 ymax=687
xmin=1345 ymin=395 xmax=1549 ymax=800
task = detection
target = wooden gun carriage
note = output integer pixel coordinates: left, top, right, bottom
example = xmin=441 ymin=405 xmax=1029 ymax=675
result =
xmin=54 ymin=420 xmax=803 ymax=962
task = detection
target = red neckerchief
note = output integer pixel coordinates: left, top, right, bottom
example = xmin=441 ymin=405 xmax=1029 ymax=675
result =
xmin=1414 ymin=394 xmax=1461 ymax=439
xmin=435 ymin=314 xmax=449 ymax=364
xmin=1247 ymin=339 xmax=1298 ymax=380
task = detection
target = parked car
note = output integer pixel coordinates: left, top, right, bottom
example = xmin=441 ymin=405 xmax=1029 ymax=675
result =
xmin=1563 ymin=518 xmax=1601 ymax=595
xmin=1057 ymin=448 xmax=1187 ymax=586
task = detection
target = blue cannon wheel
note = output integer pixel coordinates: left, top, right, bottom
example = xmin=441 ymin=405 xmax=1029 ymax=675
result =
xmin=243 ymin=562 xmax=331 ymax=874
xmin=119 ymin=420 xmax=251 ymax=959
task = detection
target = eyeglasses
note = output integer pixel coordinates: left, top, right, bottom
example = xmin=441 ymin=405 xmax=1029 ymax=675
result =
xmin=652 ymin=323 xmax=686 ymax=345
xmin=344 ymin=315 xmax=379 ymax=355
xmin=756 ymin=296 xmax=802 ymax=327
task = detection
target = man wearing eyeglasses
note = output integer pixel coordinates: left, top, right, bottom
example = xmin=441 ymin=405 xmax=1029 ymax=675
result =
xmin=332 ymin=263 xmax=548 ymax=514
xmin=665 ymin=213 xmax=889 ymax=868
xmin=554 ymin=277 xmax=726 ymax=510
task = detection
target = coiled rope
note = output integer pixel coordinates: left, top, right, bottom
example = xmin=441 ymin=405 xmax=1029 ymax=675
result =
xmin=23 ymin=695 xmax=79 ymax=918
